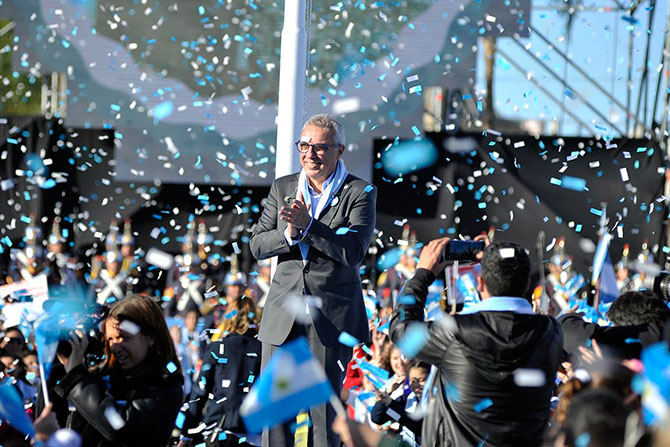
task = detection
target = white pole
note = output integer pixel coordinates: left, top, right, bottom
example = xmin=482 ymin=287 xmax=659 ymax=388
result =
xmin=271 ymin=1 xmax=307 ymax=280
xmin=39 ymin=361 xmax=50 ymax=405
xmin=275 ymin=0 xmax=307 ymax=179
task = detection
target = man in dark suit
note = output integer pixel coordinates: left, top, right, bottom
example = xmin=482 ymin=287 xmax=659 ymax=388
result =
xmin=250 ymin=114 xmax=377 ymax=447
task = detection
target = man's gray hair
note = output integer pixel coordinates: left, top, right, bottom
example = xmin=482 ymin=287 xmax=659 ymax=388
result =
xmin=303 ymin=114 xmax=345 ymax=146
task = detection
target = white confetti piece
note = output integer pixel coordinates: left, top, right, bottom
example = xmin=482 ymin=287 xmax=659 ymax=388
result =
xmin=344 ymin=22 xmax=354 ymax=38
xmin=104 ymin=407 xmax=126 ymax=430
xmin=119 ymin=320 xmax=140 ymax=336
xmin=620 ymin=168 xmax=629 ymax=182
xmin=332 ymin=97 xmax=360 ymax=115
xmin=513 ymin=369 xmax=545 ymax=387
xmin=499 ymin=248 xmax=515 ymax=258
xmin=0 ymin=179 xmax=15 ymax=191
xmin=145 ymin=248 xmax=174 ymax=270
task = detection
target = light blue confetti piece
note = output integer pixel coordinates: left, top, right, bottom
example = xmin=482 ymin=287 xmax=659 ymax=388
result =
xmin=625 ymin=338 xmax=641 ymax=344
xmin=397 ymin=295 xmax=416 ymax=305
xmin=338 ymin=331 xmax=359 ymax=347
xmin=549 ymin=177 xmax=562 ymax=186
xmin=396 ymin=323 xmax=429 ymax=359
xmin=364 ymin=184 xmax=374 ymax=193
xmin=575 ymin=433 xmax=590 ymax=447
xmin=198 ymin=5 xmax=205 ymax=15
xmin=40 ymin=179 xmax=57 ymax=189
xmin=576 ymin=224 xmax=582 ymax=232
xmin=589 ymin=208 xmax=603 ymax=216
xmin=335 ymin=227 xmax=351 ymax=235
xmin=20 ymin=215 xmax=31 ymax=224
xmin=445 ymin=382 xmax=461 ymax=402
xmin=175 ymin=412 xmax=185 ymax=429
xmin=561 ymin=175 xmax=587 ymax=192
xmin=474 ymin=398 xmax=493 ymax=413
xmin=382 ymin=139 xmax=437 ymax=176
xmin=153 ymin=101 xmax=174 ymax=121
xmin=166 ymin=361 xmax=177 ymax=373
xmin=377 ymin=247 xmax=403 ymax=271
xmin=411 ymin=125 xmax=420 ymax=136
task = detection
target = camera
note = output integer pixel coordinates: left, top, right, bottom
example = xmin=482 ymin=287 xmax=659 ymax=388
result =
xmin=641 ymin=271 xmax=670 ymax=303
xmin=439 ymin=240 xmax=485 ymax=264
xmin=55 ymin=306 xmax=107 ymax=361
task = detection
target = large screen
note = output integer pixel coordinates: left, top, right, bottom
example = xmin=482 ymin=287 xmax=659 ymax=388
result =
xmin=5 ymin=0 xmax=529 ymax=185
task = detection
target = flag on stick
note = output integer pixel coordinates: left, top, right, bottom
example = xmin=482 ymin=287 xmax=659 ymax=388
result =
xmin=240 ymin=337 xmax=335 ymax=433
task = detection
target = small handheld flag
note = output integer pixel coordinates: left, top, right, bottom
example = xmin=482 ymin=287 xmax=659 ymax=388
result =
xmin=0 ymin=381 xmax=35 ymax=438
xmin=240 ymin=337 xmax=335 ymax=433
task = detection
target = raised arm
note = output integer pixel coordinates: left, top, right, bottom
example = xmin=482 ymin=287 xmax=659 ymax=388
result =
xmin=389 ymin=238 xmax=454 ymax=366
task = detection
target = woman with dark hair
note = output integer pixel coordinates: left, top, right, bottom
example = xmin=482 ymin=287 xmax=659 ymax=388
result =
xmin=55 ymin=294 xmax=184 ymax=447
xmin=178 ymin=296 xmax=262 ymax=447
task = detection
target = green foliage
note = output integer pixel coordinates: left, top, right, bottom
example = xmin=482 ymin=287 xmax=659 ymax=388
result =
xmin=0 ymin=18 xmax=42 ymax=116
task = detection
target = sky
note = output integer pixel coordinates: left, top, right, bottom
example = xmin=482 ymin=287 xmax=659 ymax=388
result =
xmin=482 ymin=0 xmax=669 ymax=141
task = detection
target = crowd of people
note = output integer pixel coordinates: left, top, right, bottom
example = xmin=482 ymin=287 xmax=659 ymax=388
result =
xmin=1 ymin=114 xmax=670 ymax=447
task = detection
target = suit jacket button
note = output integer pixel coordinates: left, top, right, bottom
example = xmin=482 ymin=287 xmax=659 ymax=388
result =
xmin=303 ymin=266 xmax=310 ymax=274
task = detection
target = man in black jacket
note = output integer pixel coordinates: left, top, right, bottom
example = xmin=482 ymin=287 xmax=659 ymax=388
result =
xmin=389 ymin=238 xmax=563 ymax=447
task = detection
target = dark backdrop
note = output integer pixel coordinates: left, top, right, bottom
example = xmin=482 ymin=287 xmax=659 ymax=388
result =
xmin=374 ymin=133 xmax=666 ymax=275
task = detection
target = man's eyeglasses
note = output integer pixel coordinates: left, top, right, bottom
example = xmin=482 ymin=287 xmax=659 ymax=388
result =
xmin=295 ymin=141 xmax=341 ymax=155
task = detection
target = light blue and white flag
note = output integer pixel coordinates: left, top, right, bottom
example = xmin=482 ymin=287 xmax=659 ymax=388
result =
xmin=599 ymin=253 xmax=620 ymax=304
xmin=591 ymin=233 xmax=612 ymax=284
xmin=240 ymin=337 xmax=334 ymax=433
xmin=0 ymin=381 xmax=35 ymax=438
xmin=425 ymin=279 xmax=444 ymax=321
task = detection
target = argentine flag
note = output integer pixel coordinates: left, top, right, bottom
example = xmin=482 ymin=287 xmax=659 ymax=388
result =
xmin=240 ymin=337 xmax=334 ymax=433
